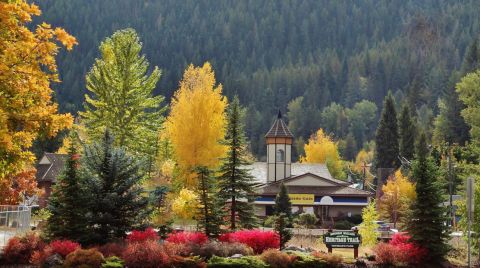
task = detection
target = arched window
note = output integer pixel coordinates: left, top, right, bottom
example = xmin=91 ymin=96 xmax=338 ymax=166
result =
xmin=276 ymin=149 xmax=285 ymax=162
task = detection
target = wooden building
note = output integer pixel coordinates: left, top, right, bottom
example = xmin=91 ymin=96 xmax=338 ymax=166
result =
xmin=251 ymin=112 xmax=372 ymax=224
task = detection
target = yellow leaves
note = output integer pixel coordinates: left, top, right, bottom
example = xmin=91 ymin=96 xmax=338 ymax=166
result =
xmin=166 ymin=62 xmax=227 ymax=187
xmin=0 ymin=0 xmax=75 ymax=190
xmin=379 ymin=170 xmax=416 ymax=228
xmin=171 ymin=188 xmax=198 ymax=222
xmin=54 ymin=28 xmax=78 ymax=51
xmin=301 ymin=128 xmax=345 ymax=179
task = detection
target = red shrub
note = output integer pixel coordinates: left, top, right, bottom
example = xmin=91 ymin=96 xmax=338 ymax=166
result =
xmin=30 ymin=247 xmax=54 ymax=266
xmin=2 ymin=232 xmax=45 ymax=264
xmin=98 ymin=241 xmax=127 ymax=257
xmin=219 ymin=230 xmax=280 ymax=254
xmin=127 ymin=227 xmax=159 ymax=243
xmin=64 ymin=248 xmax=104 ymax=268
xmin=122 ymin=240 xmax=170 ymax=268
xmin=166 ymin=231 xmax=208 ymax=245
xmin=374 ymin=243 xmax=398 ymax=265
xmin=374 ymin=234 xmax=428 ymax=266
xmin=388 ymin=233 xmax=427 ymax=264
xmin=49 ymin=239 xmax=81 ymax=257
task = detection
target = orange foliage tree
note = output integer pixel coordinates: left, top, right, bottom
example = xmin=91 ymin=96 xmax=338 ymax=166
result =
xmin=0 ymin=0 xmax=76 ymax=204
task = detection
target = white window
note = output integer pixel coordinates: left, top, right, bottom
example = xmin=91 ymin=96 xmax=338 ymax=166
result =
xmin=276 ymin=149 xmax=285 ymax=162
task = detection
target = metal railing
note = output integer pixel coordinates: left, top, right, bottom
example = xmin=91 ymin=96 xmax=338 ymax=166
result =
xmin=0 ymin=205 xmax=32 ymax=248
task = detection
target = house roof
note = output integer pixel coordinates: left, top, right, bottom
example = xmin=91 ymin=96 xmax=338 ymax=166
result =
xmin=265 ymin=111 xmax=293 ymax=138
xmin=247 ymin=162 xmax=346 ymax=185
xmin=35 ymin=153 xmax=67 ymax=183
xmin=258 ymin=184 xmax=372 ymax=197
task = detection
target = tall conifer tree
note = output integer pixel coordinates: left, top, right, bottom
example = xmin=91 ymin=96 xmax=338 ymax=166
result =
xmin=195 ymin=166 xmax=223 ymax=238
xmin=408 ymin=133 xmax=449 ymax=261
xmin=375 ymin=93 xmax=400 ymax=169
xmin=47 ymin=139 xmax=88 ymax=242
xmin=82 ymin=131 xmax=150 ymax=245
xmin=218 ymin=96 xmax=258 ymax=230
xmin=398 ymin=104 xmax=416 ymax=160
xmin=80 ymin=28 xmax=165 ymax=160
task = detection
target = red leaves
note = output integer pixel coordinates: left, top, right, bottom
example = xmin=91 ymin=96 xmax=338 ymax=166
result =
xmin=127 ymin=228 xmax=159 ymax=243
xmin=219 ymin=230 xmax=280 ymax=254
xmin=122 ymin=240 xmax=169 ymax=268
xmin=165 ymin=231 xmax=208 ymax=245
xmin=48 ymin=239 xmax=81 ymax=258
xmin=374 ymin=233 xmax=427 ymax=265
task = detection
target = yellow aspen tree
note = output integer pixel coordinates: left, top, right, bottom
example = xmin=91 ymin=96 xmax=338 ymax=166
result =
xmin=0 ymin=1 xmax=76 ymax=203
xmin=301 ymin=129 xmax=345 ymax=179
xmin=379 ymin=170 xmax=416 ymax=229
xmin=171 ymin=188 xmax=198 ymax=226
xmin=166 ymin=62 xmax=227 ymax=187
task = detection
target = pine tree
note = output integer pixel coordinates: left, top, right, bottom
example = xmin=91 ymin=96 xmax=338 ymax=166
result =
xmin=274 ymin=213 xmax=292 ymax=250
xmin=47 ymin=140 xmax=88 ymax=242
xmin=375 ymin=93 xmax=400 ymax=169
xmin=408 ymin=133 xmax=449 ymax=262
xmin=274 ymin=183 xmax=292 ymax=221
xmin=80 ymin=28 xmax=165 ymax=161
xmin=82 ymin=130 xmax=150 ymax=245
xmin=398 ymin=104 xmax=416 ymax=160
xmin=195 ymin=166 xmax=223 ymax=238
xmin=461 ymin=38 xmax=479 ymax=74
xmin=218 ymin=96 xmax=258 ymax=230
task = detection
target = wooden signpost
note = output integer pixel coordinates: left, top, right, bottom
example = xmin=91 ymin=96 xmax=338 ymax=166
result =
xmin=323 ymin=229 xmax=361 ymax=258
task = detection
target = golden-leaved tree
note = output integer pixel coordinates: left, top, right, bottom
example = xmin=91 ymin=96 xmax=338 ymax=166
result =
xmin=379 ymin=170 xmax=416 ymax=229
xmin=166 ymin=62 xmax=227 ymax=187
xmin=0 ymin=0 xmax=76 ymax=204
xmin=301 ymin=129 xmax=345 ymax=179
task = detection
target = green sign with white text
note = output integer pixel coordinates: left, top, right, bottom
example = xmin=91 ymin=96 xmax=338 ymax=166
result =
xmin=323 ymin=231 xmax=361 ymax=248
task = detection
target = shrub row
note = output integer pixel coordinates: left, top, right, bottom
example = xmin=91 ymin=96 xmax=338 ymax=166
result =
xmin=0 ymin=230 xmax=343 ymax=268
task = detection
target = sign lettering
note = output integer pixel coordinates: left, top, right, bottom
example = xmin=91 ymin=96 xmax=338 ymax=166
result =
xmin=288 ymin=194 xmax=314 ymax=205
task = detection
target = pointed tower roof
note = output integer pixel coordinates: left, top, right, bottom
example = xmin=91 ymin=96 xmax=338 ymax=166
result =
xmin=265 ymin=110 xmax=294 ymax=138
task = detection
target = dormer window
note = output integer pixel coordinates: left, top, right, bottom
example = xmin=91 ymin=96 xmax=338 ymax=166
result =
xmin=276 ymin=149 xmax=285 ymax=162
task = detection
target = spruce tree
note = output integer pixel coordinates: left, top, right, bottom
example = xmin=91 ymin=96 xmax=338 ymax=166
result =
xmin=408 ymin=133 xmax=449 ymax=262
xmin=47 ymin=140 xmax=88 ymax=242
xmin=218 ymin=96 xmax=258 ymax=230
xmin=398 ymin=104 xmax=416 ymax=161
xmin=275 ymin=183 xmax=292 ymax=221
xmin=82 ymin=131 xmax=150 ymax=245
xmin=195 ymin=166 xmax=223 ymax=238
xmin=375 ymin=93 xmax=400 ymax=169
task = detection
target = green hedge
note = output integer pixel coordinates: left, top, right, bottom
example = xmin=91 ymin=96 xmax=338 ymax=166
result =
xmin=207 ymin=256 xmax=268 ymax=268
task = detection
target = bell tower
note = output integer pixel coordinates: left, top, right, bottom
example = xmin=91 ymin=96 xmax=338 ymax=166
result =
xmin=265 ymin=110 xmax=293 ymax=183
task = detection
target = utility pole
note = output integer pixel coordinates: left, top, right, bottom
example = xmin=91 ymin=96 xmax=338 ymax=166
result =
xmin=466 ymin=177 xmax=475 ymax=268
xmin=447 ymin=148 xmax=454 ymax=228
xmin=361 ymin=161 xmax=368 ymax=191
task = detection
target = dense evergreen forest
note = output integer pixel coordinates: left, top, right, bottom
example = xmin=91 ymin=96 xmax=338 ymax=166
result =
xmin=36 ymin=0 xmax=480 ymax=159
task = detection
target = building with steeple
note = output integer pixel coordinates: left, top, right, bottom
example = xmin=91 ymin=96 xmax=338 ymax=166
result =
xmin=250 ymin=111 xmax=372 ymax=226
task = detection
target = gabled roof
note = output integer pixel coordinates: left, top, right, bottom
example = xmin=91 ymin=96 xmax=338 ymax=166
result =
xmin=36 ymin=153 xmax=67 ymax=183
xmin=258 ymin=184 xmax=372 ymax=197
xmin=265 ymin=111 xmax=293 ymax=138
xmin=247 ymin=162 xmax=343 ymax=185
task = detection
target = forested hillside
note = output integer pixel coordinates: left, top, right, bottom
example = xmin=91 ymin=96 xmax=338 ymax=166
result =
xmin=37 ymin=0 xmax=480 ymax=158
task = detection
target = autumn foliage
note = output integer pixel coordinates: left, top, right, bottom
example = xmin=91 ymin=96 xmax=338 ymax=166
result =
xmin=0 ymin=0 xmax=76 ymax=202
xmin=48 ymin=240 xmax=81 ymax=258
xmin=127 ymin=228 xmax=159 ymax=243
xmin=374 ymin=233 xmax=427 ymax=266
xmin=301 ymin=129 xmax=345 ymax=179
xmin=219 ymin=230 xmax=280 ymax=254
xmin=166 ymin=62 xmax=227 ymax=186
xmin=166 ymin=232 xmax=208 ymax=245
